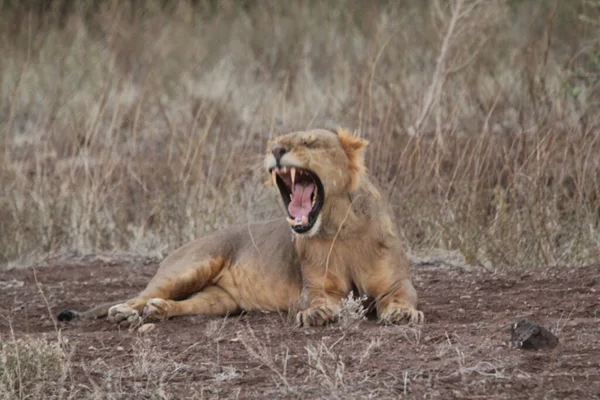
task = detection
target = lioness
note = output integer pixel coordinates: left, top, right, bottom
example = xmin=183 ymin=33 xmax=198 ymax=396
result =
xmin=57 ymin=128 xmax=423 ymax=327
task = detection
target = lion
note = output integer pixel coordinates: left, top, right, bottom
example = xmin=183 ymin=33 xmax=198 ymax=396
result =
xmin=57 ymin=128 xmax=423 ymax=328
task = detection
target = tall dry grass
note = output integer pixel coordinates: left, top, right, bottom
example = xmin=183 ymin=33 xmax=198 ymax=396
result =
xmin=1 ymin=0 xmax=600 ymax=268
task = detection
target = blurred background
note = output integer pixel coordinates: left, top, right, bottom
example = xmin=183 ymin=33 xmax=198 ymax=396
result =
xmin=1 ymin=0 xmax=599 ymax=267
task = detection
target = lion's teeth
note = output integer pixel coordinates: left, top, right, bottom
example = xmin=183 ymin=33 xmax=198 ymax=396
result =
xmin=271 ymin=170 xmax=277 ymax=186
xmin=289 ymin=216 xmax=309 ymax=226
xmin=290 ymin=194 xmax=293 ymax=200
xmin=290 ymin=167 xmax=296 ymax=185
xmin=282 ymin=166 xmax=287 ymax=174
xmin=312 ymin=197 xmax=316 ymax=207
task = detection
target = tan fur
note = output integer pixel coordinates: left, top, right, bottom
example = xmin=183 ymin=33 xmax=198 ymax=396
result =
xmin=57 ymin=128 xmax=422 ymax=328
xmin=337 ymin=128 xmax=367 ymax=192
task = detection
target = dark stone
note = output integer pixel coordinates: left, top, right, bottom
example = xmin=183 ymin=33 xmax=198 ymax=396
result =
xmin=511 ymin=319 xmax=559 ymax=350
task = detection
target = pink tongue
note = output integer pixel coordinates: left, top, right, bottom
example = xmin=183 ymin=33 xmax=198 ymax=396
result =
xmin=288 ymin=183 xmax=315 ymax=218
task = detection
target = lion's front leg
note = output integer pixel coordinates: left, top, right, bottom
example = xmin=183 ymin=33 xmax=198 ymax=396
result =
xmin=357 ymin=256 xmax=424 ymax=325
xmin=296 ymin=294 xmax=342 ymax=326
xmin=296 ymin=269 xmax=348 ymax=327
xmin=378 ymin=297 xmax=424 ymax=324
xmin=375 ymin=278 xmax=424 ymax=324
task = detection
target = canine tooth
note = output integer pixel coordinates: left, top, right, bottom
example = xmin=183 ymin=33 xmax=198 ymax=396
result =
xmin=282 ymin=166 xmax=287 ymax=173
xmin=312 ymin=198 xmax=316 ymax=207
xmin=291 ymin=167 xmax=296 ymax=185
xmin=290 ymin=194 xmax=294 ymax=200
xmin=301 ymin=216 xmax=308 ymax=225
xmin=271 ymin=170 xmax=277 ymax=186
xmin=287 ymin=217 xmax=296 ymax=226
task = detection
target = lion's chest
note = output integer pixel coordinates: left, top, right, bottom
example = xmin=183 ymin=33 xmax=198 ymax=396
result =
xmin=213 ymin=263 xmax=302 ymax=312
xmin=297 ymin=236 xmax=380 ymax=278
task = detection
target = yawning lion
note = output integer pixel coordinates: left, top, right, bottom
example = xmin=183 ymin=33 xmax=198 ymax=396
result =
xmin=57 ymin=128 xmax=423 ymax=327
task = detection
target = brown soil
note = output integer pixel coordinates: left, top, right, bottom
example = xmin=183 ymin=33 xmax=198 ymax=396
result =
xmin=1 ymin=259 xmax=599 ymax=399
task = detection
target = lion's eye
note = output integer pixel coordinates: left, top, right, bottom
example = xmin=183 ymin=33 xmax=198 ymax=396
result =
xmin=303 ymin=139 xmax=317 ymax=148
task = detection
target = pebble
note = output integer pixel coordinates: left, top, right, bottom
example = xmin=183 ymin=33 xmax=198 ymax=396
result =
xmin=138 ymin=323 xmax=156 ymax=334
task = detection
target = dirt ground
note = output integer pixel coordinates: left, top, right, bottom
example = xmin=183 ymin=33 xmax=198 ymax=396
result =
xmin=1 ymin=258 xmax=599 ymax=399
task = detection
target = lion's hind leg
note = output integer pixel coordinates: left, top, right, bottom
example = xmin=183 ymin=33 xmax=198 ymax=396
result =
xmin=142 ymin=286 xmax=240 ymax=321
xmin=107 ymin=297 xmax=150 ymax=328
xmin=108 ymin=255 xmax=228 ymax=327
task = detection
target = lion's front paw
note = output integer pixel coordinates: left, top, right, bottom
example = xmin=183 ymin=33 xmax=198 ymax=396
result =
xmin=379 ymin=302 xmax=424 ymax=325
xmin=296 ymin=305 xmax=340 ymax=327
xmin=142 ymin=298 xmax=170 ymax=321
xmin=108 ymin=303 xmax=142 ymax=329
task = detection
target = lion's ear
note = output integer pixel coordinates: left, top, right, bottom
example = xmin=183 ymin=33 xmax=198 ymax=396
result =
xmin=336 ymin=128 xmax=368 ymax=192
xmin=337 ymin=128 xmax=368 ymax=152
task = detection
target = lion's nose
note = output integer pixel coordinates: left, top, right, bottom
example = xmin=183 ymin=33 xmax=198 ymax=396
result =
xmin=271 ymin=146 xmax=287 ymax=162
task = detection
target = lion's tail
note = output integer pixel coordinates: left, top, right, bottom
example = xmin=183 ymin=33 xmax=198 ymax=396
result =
xmin=56 ymin=300 xmax=125 ymax=321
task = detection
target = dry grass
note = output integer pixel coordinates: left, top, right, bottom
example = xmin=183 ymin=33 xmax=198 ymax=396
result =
xmin=1 ymin=0 xmax=600 ymax=270
xmin=0 ymin=335 xmax=71 ymax=399
xmin=337 ymin=293 xmax=368 ymax=332
xmin=0 ymin=332 xmax=184 ymax=399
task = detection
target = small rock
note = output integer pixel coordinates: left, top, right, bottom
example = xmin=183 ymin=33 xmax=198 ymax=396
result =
xmin=138 ymin=323 xmax=156 ymax=334
xmin=511 ymin=319 xmax=558 ymax=350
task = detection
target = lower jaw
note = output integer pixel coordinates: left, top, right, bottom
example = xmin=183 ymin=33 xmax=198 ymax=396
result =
xmin=290 ymin=222 xmax=313 ymax=234
xmin=290 ymin=214 xmax=322 ymax=236
xmin=287 ymin=216 xmax=308 ymax=226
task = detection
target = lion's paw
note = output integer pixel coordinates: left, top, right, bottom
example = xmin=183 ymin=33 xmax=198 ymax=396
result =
xmin=379 ymin=302 xmax=424 ymax=325
xmin=296 ymin=305 xmax=340 ymax=327
xmin=142 ymin=298 xmax=170 ymax=321
xmin=107 ymin=303 xmax=142 ymax=329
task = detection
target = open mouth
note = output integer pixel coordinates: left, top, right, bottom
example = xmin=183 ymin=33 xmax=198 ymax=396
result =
xmin=269 ymin=166 xmax=324 ymax=234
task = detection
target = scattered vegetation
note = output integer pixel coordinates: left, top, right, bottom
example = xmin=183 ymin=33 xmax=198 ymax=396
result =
xmin=0 ymin=335 xmax=70 ymax=399
xmin=337 ymin=293 xmax=368 ymax=332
